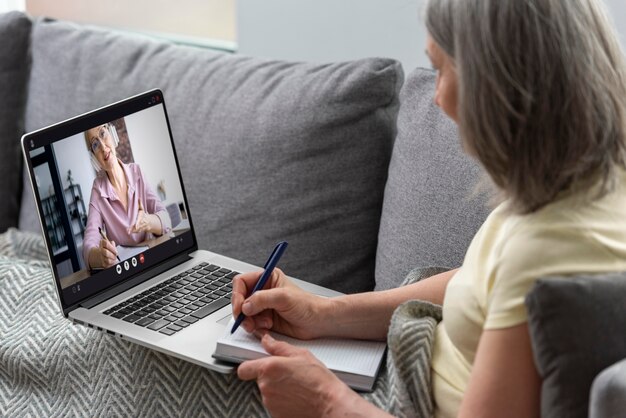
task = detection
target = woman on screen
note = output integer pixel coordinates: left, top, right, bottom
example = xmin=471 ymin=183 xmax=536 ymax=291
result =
xmin=82 ymin=123 xmax=171 ymax=269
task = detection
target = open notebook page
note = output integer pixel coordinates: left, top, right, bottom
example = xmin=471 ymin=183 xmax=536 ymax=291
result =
xmin=116 ymin=245 xmax=149 ymax=261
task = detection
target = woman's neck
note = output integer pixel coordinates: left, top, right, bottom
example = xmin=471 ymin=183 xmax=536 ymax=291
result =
xmin=107 ymin=159 xmax=127 ymax=193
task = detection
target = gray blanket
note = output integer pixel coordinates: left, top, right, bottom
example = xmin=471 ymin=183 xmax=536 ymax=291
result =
xmin=0 ymin=229 xmax=442 ymax=417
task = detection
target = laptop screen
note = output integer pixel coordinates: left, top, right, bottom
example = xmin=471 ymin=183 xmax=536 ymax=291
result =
xmin=22 ymin=90 xmax=196 ymax=311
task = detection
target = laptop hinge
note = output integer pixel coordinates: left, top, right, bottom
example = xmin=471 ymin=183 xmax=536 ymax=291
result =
xmin=79 ymin=252 xmax=193 ymax=309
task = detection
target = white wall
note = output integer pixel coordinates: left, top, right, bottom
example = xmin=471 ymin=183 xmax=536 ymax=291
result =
xmin=237 ymin=0 xmax=429 ymax=71
xmin=237 ymin=0 xmax=625 ymax=72
xmin=605 ymin=0 xmax=626 ymax=48
xmin=0 ymin=0 xmax=24 ymax=13
xmin=124 ymin=105 xmax=185 ymax=211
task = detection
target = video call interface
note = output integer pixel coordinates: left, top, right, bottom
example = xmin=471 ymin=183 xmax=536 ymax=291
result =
xmin=28 ymin=100 xmax=193 ymax=307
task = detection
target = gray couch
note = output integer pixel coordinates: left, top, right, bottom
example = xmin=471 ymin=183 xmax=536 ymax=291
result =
xmin=1 ymin=11 xmax=624 ymax=417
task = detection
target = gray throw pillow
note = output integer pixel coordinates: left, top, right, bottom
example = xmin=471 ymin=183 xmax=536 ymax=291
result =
xmin=375 ymin=68 xmax=490 ymax=290
xmin=21 ymin=17 xmax=403 ymax=293
xmin=525 ymin=273 xmax=626 ymax=418
xmin=0 ymin=12 xmax=31 ymax=232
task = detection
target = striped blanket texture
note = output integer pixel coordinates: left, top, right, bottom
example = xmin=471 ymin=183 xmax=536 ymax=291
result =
xmin=0 ymin=228 xmax=442 ymax=417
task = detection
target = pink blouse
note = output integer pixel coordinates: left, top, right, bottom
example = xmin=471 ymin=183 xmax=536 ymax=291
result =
xmin=82 ymin=161 xmax=171 ymax=266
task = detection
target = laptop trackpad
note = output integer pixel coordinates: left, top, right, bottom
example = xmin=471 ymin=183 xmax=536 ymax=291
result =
xmin=216 ymin=314 xmax=231 ymax=326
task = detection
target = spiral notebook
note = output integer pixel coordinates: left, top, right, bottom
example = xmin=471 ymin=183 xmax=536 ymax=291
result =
xmin=212 ymin=319 xmax=387 ymax=392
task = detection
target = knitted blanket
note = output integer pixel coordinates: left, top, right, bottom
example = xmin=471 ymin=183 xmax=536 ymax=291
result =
xmin=0 ymin=229 xmax=443 ymax=417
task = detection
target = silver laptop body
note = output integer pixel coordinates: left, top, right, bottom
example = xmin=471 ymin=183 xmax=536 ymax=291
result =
xmin=21 ymin=90 xmax=340 ymax=373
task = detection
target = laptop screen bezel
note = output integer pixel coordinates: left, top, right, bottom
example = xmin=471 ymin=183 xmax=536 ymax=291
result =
xmin=21 ymin=89 xmax=199 ymax=316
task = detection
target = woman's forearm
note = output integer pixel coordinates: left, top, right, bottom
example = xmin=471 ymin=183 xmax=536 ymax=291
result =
xmin=322 ymin=268 xmax=458 ymax=340
xmin=149 ymin=213 xmax=164 ymax=235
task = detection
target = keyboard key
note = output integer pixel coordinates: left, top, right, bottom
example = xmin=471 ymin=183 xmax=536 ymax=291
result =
xmin=112 ymin=312 xmax=126 ymax=319
xmin=164 ymin=315 xmax=179 ymax=322
xmin=135 ymin=317 xmax=156 ymax=327
xmin=123 ymin=314 xmax=141 ymax=323
xmin=174 ymin=320 xmax=190 ymax=328
xmin=168 ymin=323 xmax=183 ymax=332
xmin=225 ymin=271 xmax=239 ymax=279
xmin=170 ymin=302 xmax=184 ymax=309
xmin=179 ymin=308 xmax=192 ymax=315
xmin=147 ymin=319 xmax=170 ymax=331
xmin=190 ymin=298 xmax=230 ymax=319
xmin=159 ymin=328 xmax=177 ymax=336
xmin=171 ymin=312 xmax=185 ymax=318
xmin=211 ymin=271 xmax=226 ymax=277
xmin=181 ymin=316 xmax=199 ymax=324
xmin=205 ymin=264 xmax=220 ymax=271
xmin=152 ymin=301 xmax=167 ymax=309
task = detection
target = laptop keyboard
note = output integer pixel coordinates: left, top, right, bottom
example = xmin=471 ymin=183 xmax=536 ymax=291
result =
xmin=103 ymin=262 xmax=238 ymax=336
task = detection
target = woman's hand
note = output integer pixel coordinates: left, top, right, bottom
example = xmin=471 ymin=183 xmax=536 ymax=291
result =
xmin=130 ymin=200 xmax=151 ymax=233
xmin=130 ymin=200 xmax=162 ymax=235
xmin=90 ymin=238 xmax=118 ymax=269
xmin=231 ymin=268 xmax=332 ymax=340
xmin=237 ymin=333 xmax=351 ymax=418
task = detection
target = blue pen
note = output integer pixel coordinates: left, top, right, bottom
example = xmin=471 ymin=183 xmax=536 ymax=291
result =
xmin=231 ymin=241 xmax=288 ymax=334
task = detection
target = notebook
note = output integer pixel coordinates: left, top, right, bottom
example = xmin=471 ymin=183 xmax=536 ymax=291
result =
xmin=213 ymin=319 xmax=387 ymax=392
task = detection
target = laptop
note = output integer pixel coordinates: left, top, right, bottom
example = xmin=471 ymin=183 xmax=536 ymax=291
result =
xmin=21 ymin=89 xmax=341 ymax=373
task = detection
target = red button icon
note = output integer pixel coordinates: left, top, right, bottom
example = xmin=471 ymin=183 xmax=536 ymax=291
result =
xmin=139 ymin=253 xmax=145 ymax=264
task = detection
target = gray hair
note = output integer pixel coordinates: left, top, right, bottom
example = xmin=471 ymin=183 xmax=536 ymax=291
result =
xmin=426 ymin=0 xmax=626 ymax=213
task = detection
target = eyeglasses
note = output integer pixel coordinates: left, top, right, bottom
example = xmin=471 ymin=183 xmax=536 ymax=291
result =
xmin=90 ymin=125 xmax=110 ymax=154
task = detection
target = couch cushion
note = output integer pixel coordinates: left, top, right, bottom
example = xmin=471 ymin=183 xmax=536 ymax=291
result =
xmin=525 ymin=273 xmax=626 ymax=418
xmin=21 ymin=17 xmax=402 ymax=293
xmin=375 ymin=68 xmax=490 ymax=290
xmin=0 ymin=12 xmax=31 ymax=232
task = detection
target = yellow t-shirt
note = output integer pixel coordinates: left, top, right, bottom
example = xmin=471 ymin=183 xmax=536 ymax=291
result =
xmin=431 ymin=171 xmax=626 ymax=418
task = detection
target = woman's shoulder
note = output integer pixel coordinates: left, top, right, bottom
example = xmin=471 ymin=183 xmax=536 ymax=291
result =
xmin=497 ymin=182 xmax=626 ymax=274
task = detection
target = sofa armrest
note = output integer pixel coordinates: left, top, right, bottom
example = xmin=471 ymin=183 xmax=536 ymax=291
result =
xmin=590 ymin=358 xmax=626 ymax=418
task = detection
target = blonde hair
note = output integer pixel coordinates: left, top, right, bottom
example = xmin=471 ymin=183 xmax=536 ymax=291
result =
xmin=426 ymin=0 xmax=626 ymax=213
xmin=84 ymin=123 xmax=120 ymax=173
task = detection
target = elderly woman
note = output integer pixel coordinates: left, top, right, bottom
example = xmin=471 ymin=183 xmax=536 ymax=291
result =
xmin=230 ymin=0 xmax=626 ymax=417
xmin=82 ymin=122 xmax=171 ymax=269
